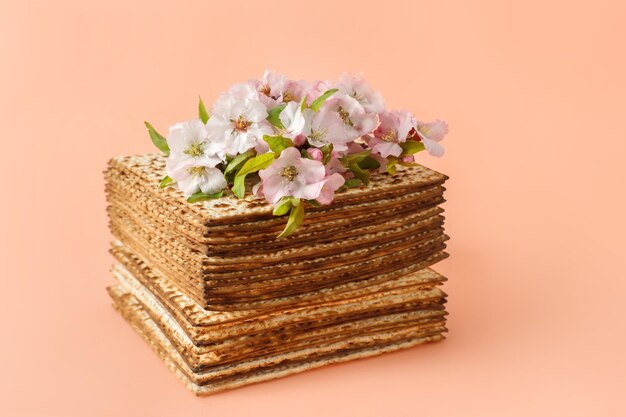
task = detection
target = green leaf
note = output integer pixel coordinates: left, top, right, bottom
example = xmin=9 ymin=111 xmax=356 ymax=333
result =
xmin=310 ymin=88 xmax=339 ymax=111
xmin=340 ymin=149 xmax=371 ymax=166
xmin=145 ymin=121 xmax=170 ymax=156
xmin=299 ymin=96 xmax=308 ymax=111
xmin=237 ymin=153 xmax=276 ymax=177
xmin=263 ymin=135 xmax=294 ymax=155
xmin=272 ymin=197 xmax=295 ymax=216
xmin=266 ymin=104 xmax=287 ymax=129
xmin=159 ymin=176 xmax=174 ymax=188
xmin=277 ymin=202 xmax=305 ymax=239
xmin=386 ymin=156 xmax=399 ymax=174
xmin=232 ymin=153 xmax=276 ymax=198
xmin=198 ymin=96 xmax=210 ymax=123
xmin=231 ymin=177 xmax=246 ymax=199
xmin=320 ymin=143 xmax=334 ymax=164
xmin=343 ymin=178 xmax=363 ymax=188
xmin=358 ymin=156 xmax=381 ymax=170
xmin=348 ymin=162 xmax=370 ymax=185
xmin=224 ymin=150 xmax=253 ymax=175
xmin=399 ymin=140 xmax=426 ymax=157
xmin=186 ymin=190 xmax=223 ymax=203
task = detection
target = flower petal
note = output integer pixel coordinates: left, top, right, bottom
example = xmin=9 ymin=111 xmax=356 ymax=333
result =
xmin=262 ymin=175 xmax=289 ymax=204
xmin=372 ymin=140 xmax=402 ymax=158
xmin=417 ymin=120 xmax=448 ymax=142
xmin=199 ymin=168 xmax=227 ymax=194
xmin=177 ymin=175 xmax=200 ymax=197
xmin=423 ymin=138 xmax=445 ymax=157
xmin=316 ymin=173 xmax=345 ymax=204
xmin=296 ymin=157 xmax=326 ymax=183
xmin=294 ymin=181 xmax=325 ymax=201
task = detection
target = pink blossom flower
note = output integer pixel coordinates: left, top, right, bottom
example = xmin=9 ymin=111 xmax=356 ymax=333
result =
xmin=283 ymin=79 xmax=311 ymax=103
xmin=166 ymin=119 xmax=224 ymax=167
xmin=415 ymin=119 xmax=448 ymax=157
xmin=258 ymin=147 xmax=345 ymax=204
xmin=335 ymin=73 xmax=385 ymax=114
xmin=206 ymin=96 xmax=273 ymax=157
xmin=165 ymin=119 xmax=228 ymax=197
xmin=327 ymin=95 xmax=378 ymax=139
xmin=302 ymin=107 xmax=353 ymax=151
xmin=251 ymin=70 xmax=289 ymax=107
xmin=306 ymin=147 xmax=323 ymax=161
xmin=258 ymin=70 xmax=288 ymax=100
xmin=374 ymin=110 xmax=415 ymax=142
xmin=369 ymin=110 xmax=416 ymax=157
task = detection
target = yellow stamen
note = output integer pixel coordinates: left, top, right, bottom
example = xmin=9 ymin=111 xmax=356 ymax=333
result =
xmin=184 ymin=142 xmax=204 ymax=157
xmin=381 ymin=130 xmax=398 ymax=142
xmin=260 ymin=84 xmax=271 ymax=97
xmin=280 ymin=166 xmax=298 ymax=181
xmin=337 ymin=106 xmax=354 ymax=127
xmin=309 ymin=128 xmax=327 ymax=141
xmin=188 ymin=166 xmax=205 ymax=177
xmin=232 ymin=116 xmax=252 ymax=132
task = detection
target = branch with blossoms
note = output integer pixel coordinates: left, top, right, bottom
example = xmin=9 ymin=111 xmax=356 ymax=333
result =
xmin=145 ymin=71 xmax=448 ymax=238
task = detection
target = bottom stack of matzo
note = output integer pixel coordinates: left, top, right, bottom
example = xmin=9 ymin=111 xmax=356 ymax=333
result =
xmin=107 ymin=242 xmax=448 ymax=395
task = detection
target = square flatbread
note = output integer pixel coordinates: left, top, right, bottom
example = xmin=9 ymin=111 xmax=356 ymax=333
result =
xmin=111 ymin=262 xmax=447 ymax=371
xmin=109 ymin=285 xmax=446 ymax=396
xmin=111 ymin=242 xmax=447 ymax=345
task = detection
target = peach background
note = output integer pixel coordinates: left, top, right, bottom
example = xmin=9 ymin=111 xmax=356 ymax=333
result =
xmin=1 ymin=0 xmax=625 ymax=416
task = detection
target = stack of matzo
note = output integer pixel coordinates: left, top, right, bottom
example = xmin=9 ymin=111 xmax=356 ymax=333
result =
xmin=105 ymin=154 xmax=450 ymax=395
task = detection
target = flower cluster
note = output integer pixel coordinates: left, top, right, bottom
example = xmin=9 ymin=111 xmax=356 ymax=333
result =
xmin=146 ymin=71 xmax=447 ymax=237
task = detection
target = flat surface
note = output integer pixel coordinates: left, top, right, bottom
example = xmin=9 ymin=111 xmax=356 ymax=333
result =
xmin=1 ymin=0 xmax=625 ymax=416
